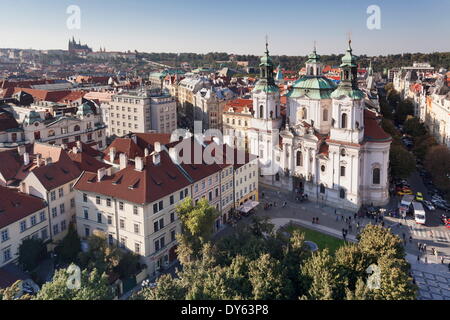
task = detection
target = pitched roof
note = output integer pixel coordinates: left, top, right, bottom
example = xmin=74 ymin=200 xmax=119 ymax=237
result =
xmin=103 ymin=138 xmax=144 ymax=163
xmin=67 ymin=151 xmax=110 ymax=173
xmin=131 ymin=133 xmax=172 ymax=152
xmin=30 ymin=147 xmax=82 ymax=191
xmin=66 ymin=141 xmax=102 ymax=158
xmin=11 ymin=88 xmax=84 ymax=103
xmin=0 ymin=186 xmax=46 ymax=229
xmin=224 ymin=98 xmax=253 ymax=113
xmin=0 ymin=149 xmax=23 ymax=183
xmin=0 ymin=110 xmax=19 ymax=133
xmin=74 ymin=150 xmax=191 ymax=204
xmin=363 ymin=109 xmax=392 ymax=143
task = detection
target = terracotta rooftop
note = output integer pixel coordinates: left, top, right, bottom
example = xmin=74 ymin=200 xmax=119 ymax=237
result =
xmin=74 ymin=150 xmax=191 ymax=204
xmin=0 ymin=186 xmax=46 ymax=229
xmin=363 ymin=109 xmax=392 ymax=143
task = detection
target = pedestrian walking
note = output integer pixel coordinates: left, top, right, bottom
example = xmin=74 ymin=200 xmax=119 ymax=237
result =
xmin=425 ymin=256 xmax=428 ymax=264
xmin=336 ymin=215 xmax=339 ymax=222
xmin=261 ymin=192 xmax=265 ymax=199
xmin=417 ymin=255 xmax=420 ymax=263
xmin=409 ymin=235 xmax=412 ymax=243
xmin=423 ymin=244 xmax=427 ymax=252
xmin=430 ymin=231 xmax=433 ymax=239
xmin=418 ymin=242 xmax=421 ymax=251
xmin=441 ymin=256 xmax=444 ymax=264
xmin=402 ymin=233 xmax=406 ymax=241
xmin=341 ymin=215 xmax=344 ymax=221
xmin=349 ymin=224 xmax=352 ymax=233
xmin=316 ymin=217 xmax=319 ymax=224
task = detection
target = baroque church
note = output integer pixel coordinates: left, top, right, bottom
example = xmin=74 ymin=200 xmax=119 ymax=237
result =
xmin=246 ymin=41 xmax=392 ymax=211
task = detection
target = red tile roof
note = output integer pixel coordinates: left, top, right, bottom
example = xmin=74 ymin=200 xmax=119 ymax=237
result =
xmin=0 ymin=110 xmax=19 ymax=133
xmin=67 ymin=151 xmax=110 ymax=173
xmin=131 ymin=133 xmax=172 ymax=152
xmin=0 ymin=186 xmax=46 ymax=229
xmin=11 ymin=88 xmax=85 ymax=103
xmin=74 ymin=150 xmax=191 ymax=204
xmin=66 ymin=141 xmax=102 ymax=158
xmin=0 ymin=149 xmax=23 ymax=183
xmin=103 ymin=138 xmax=144 ymax=163
xmin=224 ymin=98 xmax=253 ymax=113
xmin=363 ymin=109 xmax=392 ymax=143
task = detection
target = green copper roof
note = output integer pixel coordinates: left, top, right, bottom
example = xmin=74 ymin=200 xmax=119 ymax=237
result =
xmin=24 ymin=110 xmax=41 ymax=125
xmin=340 ymin=40 xmax=357 ymax=67
xmin=287 ymin=76 xmax=336 ymax=99
xmin=306 ymin=49 xmax=320 ymax=64
xmin=77 ymin=103 xmax=94 ymax=116
xmin=330 ymin=86 xmax=365 ymax=100
xmin=252 ymin=80 xmax=279 ymax=93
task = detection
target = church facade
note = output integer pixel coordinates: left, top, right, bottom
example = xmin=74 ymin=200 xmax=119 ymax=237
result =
xmin=242 ymin=42 xmax=392 ymax=211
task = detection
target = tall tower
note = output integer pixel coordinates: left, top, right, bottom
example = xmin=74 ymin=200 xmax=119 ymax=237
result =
xmin=330 ymin=40 xmax=365 ymax=144
xmin=305 ymin=44 xmax=322 ymax=76
xmin=248 ymin=40 xmax=283 ymax=175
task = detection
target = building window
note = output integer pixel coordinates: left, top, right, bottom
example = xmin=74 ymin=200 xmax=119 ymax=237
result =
xmin=135 ymin=243 xmax=141 ymax=254
xmin=320 ymin=184 xmax=325 ymax=194
xmin=170 ymin=212 xmax=175 ymax=223
xmin=340 ymin=166 xmax=346 ymax=177
xmin=119 ymin=202 xmax=124 ymax=210
xmin=120 ymin=237 xmax=126 ymax=248
xmin=20 ymin=221 xmax=27 ymax=233
xmin=50 ymin=191 xmax=56 ymax=201
xmin=170 ymin=195 xmax=174 ymax=205
xmin=340 ymin=188 xmax=346 ymax=199
xmin=31 ymin=215 xmax=37 ymax=226
xmin=59 ymin=203 xmax=65 ymax=214
xmin=40 ymin=211 xmax=46 ymax=222
xmin=106 ymin=199 xmax=111 ymax=207
xmin=296 ymin=151 xmax=303 ymax=166
xmin=61 ymin=220 xmax=67 ymax=231
xmin=97 ymin=213 xmax=102 ymax=223
xmin=96 ymin=196 xmax=101 ymax=204
xmin=107 ymin=216 xmax=112 ymax=225
xmin=171 ymin=229 xmax=176 ymax=242
xmin=302 ymin=107 xmax=307 ymax=120
xmin=70 ymin=198 xmax=75 ymax=208
xmin=120 ymin=219 xmax=125 ymax=229
xmin=260 ymin=105 xmax=264 ymax=118
xmin=323 ymin=109 xmax=328 ymax=121
xmin=83 ymin=193 xmax=87 ymax=202
xmin=373 ymin=168 xmax=381 ymax=185
xmin=83 ymin=208 xmax=89 ymax=220
xmin=108 ymin=234 xmax=114 ymax=245
xmin=133 ymin=206 xmax=138 ymax=215
xmin=52 ymin=207 xmax=57 ymax=218
xmin=321 ymin=165 xmax=326 ymax=172
xmin=53 ymin=224 xmax=59 ymax=235
xmin=341 ymin=113 xmax=348 ymax=129
xmin=3 ymin=248 xmax=11 ymax=262
xmin=134 ymin=224 xmax=140 ymax=234
xmin=1 ymin=229 xmax=9 ymax=242
xmin=41 ymin=229 xmax=48 ymax=240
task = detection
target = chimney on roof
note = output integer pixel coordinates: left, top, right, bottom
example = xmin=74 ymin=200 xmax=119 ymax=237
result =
xmin=36 ymin=154 xmax=42 ymax=167
xmin=135 ymin=156 xmax=144 ymax=171
xmin=17 ymin=145 xmax=26 ymax=156
xmin=97 ymin=167 xmax=106 ymax=182
xmin=109 ymin=147 xmax=116 ymax=162
xmin=119 ymin=153 xmax=128 ymax=170
xmin=23 ymin=152 xmax=30 ymax=166
xmin=45 ymin=157 xmax=52 ymax=166
xmin=154 ymin=142 xmax=162 ymax=153
xmin=76 ymin=141 xmax=82 ymax=152
xmin=144 ymin=148 xmax=149 ymax=157
xmin=152 ymin=152 xmax=161 ymax=166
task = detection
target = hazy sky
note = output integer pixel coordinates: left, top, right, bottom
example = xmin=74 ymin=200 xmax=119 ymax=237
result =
xmin=0 ymin=0 xmax=449 ymax=56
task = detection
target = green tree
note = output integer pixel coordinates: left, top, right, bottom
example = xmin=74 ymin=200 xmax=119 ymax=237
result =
xmin=345 ymin=278 xmax=372 ymax=300
xmin=0 ymin=281 xmax=32 ymax=300
xmin=133 ymin=274 xmax=185 ymax=300
xmin=34 ymin=266 xmax=114 ymax=300
xmin=176 ymin=197 xmax=219 ymax=261
xmin=300 ymin=249 xmax=347 ymax=300
xmin=389 ymin=143 xmax=416 ymax=179
xmin=357 ymin=225 xmax=405 ymax=262
xmin=54 ymin=224 xmax=81 ymax=264
xmin=374 ymin=255 xmax=417 ymax=300
xmin=18 ymin=238 xmax=47 ymax=272
xmin=425 ymin=145 xmax=450 ymax=197
xmin=248 ymin=253 xmax=293 ymax=300
xmin=403 ymin=117 xmax=427 ymax=137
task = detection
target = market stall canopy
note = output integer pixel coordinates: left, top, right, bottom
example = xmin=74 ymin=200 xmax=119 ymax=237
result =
xmin=237 ymin=200 xmax=259 ymax=213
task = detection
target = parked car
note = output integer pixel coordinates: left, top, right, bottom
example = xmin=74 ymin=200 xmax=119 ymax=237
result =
xmin=422 ymin=200 xmax=435 ymax=211
xmin=431 ymin=199 xmax=450 ymax=212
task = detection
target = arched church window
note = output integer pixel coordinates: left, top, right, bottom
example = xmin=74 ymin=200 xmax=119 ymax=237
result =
xmin=340 ymin=149 xmax=346 ymax=157
xmin=260 ymin=105 xmax=264 ymax=119
xmin=302 ymin=108 xmax=307 ymax=120
xmin=373 ymin=168 xmax=381 ymax=185
xmin=323 ymin=109 xmax=328 ymax=121
xmin=270 ymin=110 xmax=273 ymax=119
xmin=73 ymin=125 xmax=80 ymax=132
xmin=296 ymin=151 xmax=303 ymax=167
xmin=341 ymin=113 xmax=348 ymax=129
xmin=340 ymin=188 xmax=346 ymax=199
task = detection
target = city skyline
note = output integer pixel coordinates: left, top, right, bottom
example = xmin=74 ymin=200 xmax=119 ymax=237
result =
xmin=0 ymin=0 xmax=449 ymax=56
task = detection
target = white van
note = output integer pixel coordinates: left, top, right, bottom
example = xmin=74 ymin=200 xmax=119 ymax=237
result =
xmin=412 ymin=201 xmax=426 ymax=225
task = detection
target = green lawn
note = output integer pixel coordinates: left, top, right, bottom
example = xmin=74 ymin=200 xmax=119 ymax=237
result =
xmin=284 ymin=224 xmax=346 ymax=254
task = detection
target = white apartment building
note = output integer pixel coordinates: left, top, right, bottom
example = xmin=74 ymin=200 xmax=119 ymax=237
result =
xmin=0 ymin=186 xmax=49 ymax=268
xmin=109 ymin=88 xmax=176 ymax=136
